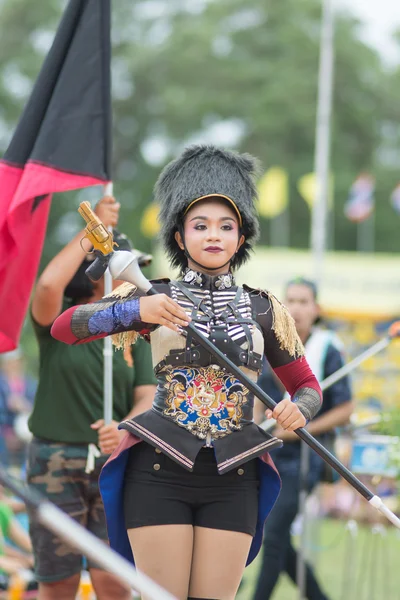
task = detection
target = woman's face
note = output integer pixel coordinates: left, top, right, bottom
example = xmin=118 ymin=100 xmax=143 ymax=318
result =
xmin=284 ymin=283 xmax=320 ymax=339
xmin=175 ymin=198 xmax=244 ymax=275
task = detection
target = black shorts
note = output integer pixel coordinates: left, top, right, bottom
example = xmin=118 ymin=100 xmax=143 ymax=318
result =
xmin=123 ymin=442 xmax=260 ymax=536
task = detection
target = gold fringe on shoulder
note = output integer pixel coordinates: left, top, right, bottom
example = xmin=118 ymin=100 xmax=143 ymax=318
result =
xmin=112 ymin=330 xmax=140 ymax=351
xmin=267 ymin=292 xmax=304 ymax=358
xmin=103 ymin=281 xmax=137 ymax=301
xmin=123 ymin=346 xmax=134 ymax=367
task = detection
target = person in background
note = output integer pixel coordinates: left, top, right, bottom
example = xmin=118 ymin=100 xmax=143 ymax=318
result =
xmin=0 ymin=489 xmax=35 ymax=592
xmin=51 ymin=146 xmax=323 ymax=600
xmin=0 ymin=349 xmax=36 ymax=466
xmin=27 ymin=196 xmax=156 ymax=600
xmin=253 ymin=277 xmax=353 ymax=600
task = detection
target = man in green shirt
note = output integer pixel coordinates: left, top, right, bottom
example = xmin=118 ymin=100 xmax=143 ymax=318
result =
xmin=29 ymin=308 xmax=153 ymax=446
xmin=27 ymin=196 xmax=156 ymax=600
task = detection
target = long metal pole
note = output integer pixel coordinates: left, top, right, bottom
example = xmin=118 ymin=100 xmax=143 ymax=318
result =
xmin=260 ymin=322 xmax=400 ymax=434
xmin=103 ymin=181 xmax=114 ymax=425
xmin=320 ymin=336 xmax=389 ymax=391
xmin=143 ymin=291 xmax=391 ymax=507
xmin=107 ymin=252 xmax=400 ymax=529
xmin=310 ymin=0 xmax=335 ymax=288
xmin=0 ymin=467 xmax=175 ymax=600
xmin=301 ymin=3 xmax=335 ymax=594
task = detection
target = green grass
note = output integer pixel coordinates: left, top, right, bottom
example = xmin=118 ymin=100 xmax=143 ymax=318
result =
xmin=237 ymin=519 xmax=400 ymax=600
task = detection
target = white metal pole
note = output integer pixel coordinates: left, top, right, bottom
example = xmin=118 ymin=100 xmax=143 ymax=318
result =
xmin=319 ymin=336 xmax=389 ymax=391
xmin=0 ymin=465 xmax=175 ymax=600
xmin=310 ymin=0 xmax=335 ymax=288
xmin=300 ymin=1 xmax=335 ymax=596
xmin=103 ymin=181 xmax=114 ymax=425
xmin=37 ymin=503 xmax=176 ymax=599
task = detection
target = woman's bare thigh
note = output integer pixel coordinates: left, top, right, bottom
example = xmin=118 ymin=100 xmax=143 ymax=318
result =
xmin=189 ymin=527 xmax=253 ymax=600
xmin=127 ymin=524 xmax=193 ymax=600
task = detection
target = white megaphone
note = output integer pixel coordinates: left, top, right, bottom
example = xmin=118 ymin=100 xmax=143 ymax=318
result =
xmin=109 ymin=250 xmax=152 ymax=292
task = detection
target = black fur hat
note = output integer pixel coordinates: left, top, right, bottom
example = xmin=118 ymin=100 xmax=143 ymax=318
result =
xmin=156 ymin=145 xmax=260 ymax=270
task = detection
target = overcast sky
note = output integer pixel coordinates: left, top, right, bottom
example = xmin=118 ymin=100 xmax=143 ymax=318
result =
xmin=338 ymin=0 xmax=400 ymax=64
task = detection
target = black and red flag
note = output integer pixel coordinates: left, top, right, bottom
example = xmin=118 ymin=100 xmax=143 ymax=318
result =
xmin=0 ymin=0 xmax=111 ymax=352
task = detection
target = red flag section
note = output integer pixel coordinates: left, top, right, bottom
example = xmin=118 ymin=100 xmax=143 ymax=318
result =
xmin=0 ymin=0 xmax=111 ymax=352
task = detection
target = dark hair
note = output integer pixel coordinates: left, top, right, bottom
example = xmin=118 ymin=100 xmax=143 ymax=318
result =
xmin=285 ymin=277 xmax=318 ymax=300
xmin=64 ymin=258 xmax=95 ymax=301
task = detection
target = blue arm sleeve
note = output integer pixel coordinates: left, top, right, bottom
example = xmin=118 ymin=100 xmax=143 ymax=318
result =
xmin=88 ymin=298 xmax=141 ymax=335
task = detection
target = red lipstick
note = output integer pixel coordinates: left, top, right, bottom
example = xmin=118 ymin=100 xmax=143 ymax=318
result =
xmin=205 ymin=246 xmax=223 ymax=253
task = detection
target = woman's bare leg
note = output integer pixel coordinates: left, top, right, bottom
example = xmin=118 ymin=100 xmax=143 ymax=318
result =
xmin=90 ymin=568 xmax=131 ymax=600
xmin=37 ymin=574 xmax=80 ymax=600
xmin=188 ymin=527 xmax=253 ymax=600
xmin=127 ymin=524 xmax=193 ymax=600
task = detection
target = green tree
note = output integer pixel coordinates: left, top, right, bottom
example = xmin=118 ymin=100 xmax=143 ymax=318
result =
xmin=1 ymin=0 xmax=399 ymax=365
xmin=1 ymin=0 xmax=397 ymax=256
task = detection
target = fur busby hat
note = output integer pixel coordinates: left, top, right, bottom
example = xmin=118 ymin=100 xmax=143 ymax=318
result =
xmin=156 ymin=145 xmax=260 ymax=270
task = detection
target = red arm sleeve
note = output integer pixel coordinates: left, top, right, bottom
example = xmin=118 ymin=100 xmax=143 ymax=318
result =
xmin=273 ymin=357 xmax=322 ymax=402
xmin=51 ymin=306 xmax=108 ymax=345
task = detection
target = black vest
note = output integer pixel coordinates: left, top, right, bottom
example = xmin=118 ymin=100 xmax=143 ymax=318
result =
xmin=121 ymin=269 xmax=282 ymax=473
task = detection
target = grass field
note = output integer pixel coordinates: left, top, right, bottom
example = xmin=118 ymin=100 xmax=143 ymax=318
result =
xmin=237 ymin=518 xmax=400 ymax=600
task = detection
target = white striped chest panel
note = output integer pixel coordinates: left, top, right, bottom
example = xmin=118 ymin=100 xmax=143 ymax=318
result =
xmin=150 ymin=282 xmax=264 ymax=379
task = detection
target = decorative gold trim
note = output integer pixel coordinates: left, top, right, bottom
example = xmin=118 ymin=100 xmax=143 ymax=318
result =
xmin=112 ymin=330 xmax=139 ymax=350
xmin=184 ymin=194 xmax=243 ymax=226
xmin=268 ymin=293 xmax=304 ymax=357
xmin=122 ymin=421 xmax=194 ymax=469
xmin=218 ymin=438 xmax=280 ymax=470
xmin=104 ymin=281 xmax=137 ymax=300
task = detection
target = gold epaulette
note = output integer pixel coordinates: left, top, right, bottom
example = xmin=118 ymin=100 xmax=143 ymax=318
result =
xmin=243 ymin=285 xmax=304 ymax=358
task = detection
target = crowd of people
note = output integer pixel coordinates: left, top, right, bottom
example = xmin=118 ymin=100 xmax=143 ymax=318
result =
xmin=0 ymin=145 xmax=358 ymax=600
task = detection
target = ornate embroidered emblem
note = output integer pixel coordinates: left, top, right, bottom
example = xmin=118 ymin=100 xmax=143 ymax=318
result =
xmin=163 ymin=366 xmax=249 ymax=439
xmin=214 ymin=274 xmax=234 ymax=290
xmin=183 ymin=269 xmax=203 ymax=285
